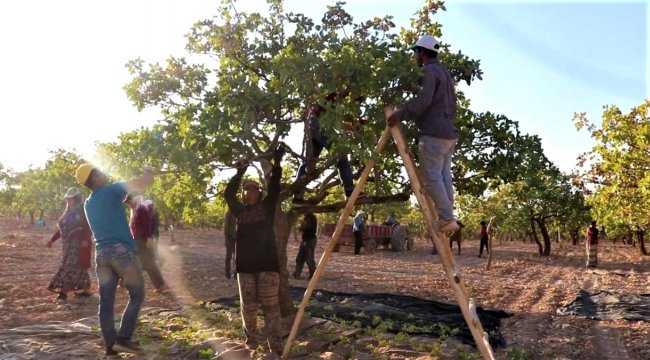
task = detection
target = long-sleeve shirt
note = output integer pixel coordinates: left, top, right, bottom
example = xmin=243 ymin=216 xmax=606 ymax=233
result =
xmin=224 ymin=164 xmax=282 ymax=273
xmin=129 ymin=204 xmax=151 ymax=240
xmin=402 ymin=59 xmax=458 ymax=139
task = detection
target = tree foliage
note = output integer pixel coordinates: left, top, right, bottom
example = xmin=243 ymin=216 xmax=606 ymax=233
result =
xmin=122 ymin=0 xmax=542 ymax=211
xmin=575 ymin=100 xmax=650 ymax=255
xmin=9 ymin=150 xmax=82 ymax=223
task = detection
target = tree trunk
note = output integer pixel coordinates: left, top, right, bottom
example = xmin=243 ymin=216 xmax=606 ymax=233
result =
xmin=530 ymin=210 xmax=543 ymax=256
xmin=570 ymin=227 xmax=580 ymax=246
xmin=535 ymin=218 xmax=552 ymax=256
xmin=29 ymin=211 xmax=35 ymax=225
xmin=636 ymin=229 xmax=649 ymax=256
xmin=274 ymin=207 xmax=298 ymax=318
xmin=626 ymin=231 xmax=634 ymax=246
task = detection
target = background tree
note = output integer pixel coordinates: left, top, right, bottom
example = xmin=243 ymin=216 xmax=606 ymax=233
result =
xmin=11 ymin=150 xmax=82 ymax=224
xmin=575 ymin=100 xmax=650 ymax=255
xmin=0 ymin=164 xmax=19 ymax=217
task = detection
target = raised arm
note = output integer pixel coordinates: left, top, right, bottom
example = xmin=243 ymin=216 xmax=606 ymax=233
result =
xmin=264 ymin=146 xmax=284 ymax=208
xmin=225 ymin=167 xmax=246 ymax=216
xmin=387 ymin=70 xmax=436 ymax=127
xmin=126 ymin=168 xmax=155 ymax=194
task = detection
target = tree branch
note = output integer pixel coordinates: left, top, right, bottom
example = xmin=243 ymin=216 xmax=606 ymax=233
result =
xmin=293 ymin=192 xmax=411 ymax=214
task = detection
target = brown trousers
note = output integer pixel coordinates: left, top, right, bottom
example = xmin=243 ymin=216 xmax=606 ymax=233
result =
xmin=237 ymin=272 xmax=282 ymax=353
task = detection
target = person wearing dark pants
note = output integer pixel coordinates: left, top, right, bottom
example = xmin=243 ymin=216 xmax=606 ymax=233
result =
xmin=294 ymin=212 xmax=318 ymax=279
xmin=125 ymin=194 xmax=166 ymax=292
xmin=353 ymin=210 xmax=365 ymax=255
xmin=478 ymin=220 xmax=489 ymax=258
xmin=76 ymin=163 xmax=154 ymax=356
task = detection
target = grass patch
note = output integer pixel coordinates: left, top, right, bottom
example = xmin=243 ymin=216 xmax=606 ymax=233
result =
xmin=198 ymin=348 xmax=215 ymax=358
xmin=507 ymin=348 xmax=531 ymax=360
xmin=134 ymin=304 xmax=245 ymax=358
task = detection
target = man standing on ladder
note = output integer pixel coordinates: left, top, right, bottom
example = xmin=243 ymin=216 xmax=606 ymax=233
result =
xmin=387 ymin=34 xmax=460 ymax=233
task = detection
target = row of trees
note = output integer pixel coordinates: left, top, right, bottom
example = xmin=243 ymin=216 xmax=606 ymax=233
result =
xmin=0 ymin=150 xmax=82 ymax=224
xmin=1 ymin=1 xmax=645 ymax=258
xmin=1 ymin=0 xmax=645 ymax=315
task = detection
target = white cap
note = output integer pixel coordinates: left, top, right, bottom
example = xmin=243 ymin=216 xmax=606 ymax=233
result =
xmin=63 ymin=187 xmax=81 ymax=199
xmin=408 ymin=35 xmax=440 ymax=52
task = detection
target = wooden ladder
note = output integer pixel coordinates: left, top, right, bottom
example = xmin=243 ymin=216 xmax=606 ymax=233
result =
xmin=282 ymin=112 xmax=496 ymax=360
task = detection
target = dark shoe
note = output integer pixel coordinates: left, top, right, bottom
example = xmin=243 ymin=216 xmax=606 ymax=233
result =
xmin=56 ymin=293 xmax=67 ymax=301
xmin=105 ymin=348 xmax=118 ymax=358
xmin=113 ymin=339 xmax=142 ymax=354
xmin=292 ymin=273 xmax=300 ymax=280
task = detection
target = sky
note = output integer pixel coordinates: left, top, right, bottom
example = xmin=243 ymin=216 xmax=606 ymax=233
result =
xmin=0 ymin=0 xmax=647 ymax=173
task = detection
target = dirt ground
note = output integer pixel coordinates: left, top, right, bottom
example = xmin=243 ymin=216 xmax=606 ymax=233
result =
xmin=1 ymin=216 xmax=648 ymax=360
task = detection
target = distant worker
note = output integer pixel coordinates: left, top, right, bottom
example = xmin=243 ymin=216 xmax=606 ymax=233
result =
xmin=125 ymin=193 xmax=167 ymax=293
xmin=383 ymin=212 xmax=399 ymax=226
xmin=586 ymin=220 xmax=599 ymax=268
xmin=353 ymin=210 xmax=366 ymax=255
xmin=293 ymin=212 xmax=318 ymax=280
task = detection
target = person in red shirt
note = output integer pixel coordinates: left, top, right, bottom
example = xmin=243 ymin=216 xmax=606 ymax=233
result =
xmin=478 ymin=221 xmax=489 ymax=258
xmin=125 ymin=193 xmax=167 ymax=292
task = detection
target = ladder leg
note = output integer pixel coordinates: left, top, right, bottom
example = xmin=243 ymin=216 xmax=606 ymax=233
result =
xmin=281 ymin=128 xmax=392 ymax=359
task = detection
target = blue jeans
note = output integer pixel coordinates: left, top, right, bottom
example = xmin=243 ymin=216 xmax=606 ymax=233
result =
xmin=418 ymin=136 xmax=457 ymax=220
xmin=295 ymin=128 xmax=354 ymax=198
xmin=95 ymin=243 xmax=145 ymax=350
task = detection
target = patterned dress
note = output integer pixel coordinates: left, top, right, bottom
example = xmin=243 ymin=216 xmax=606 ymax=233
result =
xmin=47 ymin=205 xmax=92 ymax=293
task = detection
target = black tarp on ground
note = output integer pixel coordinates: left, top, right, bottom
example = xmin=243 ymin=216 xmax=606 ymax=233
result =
xmin=207 ymin=287 xmax=511 ymax=348
xmin=557 ymin=289 xmax=650 ymax=321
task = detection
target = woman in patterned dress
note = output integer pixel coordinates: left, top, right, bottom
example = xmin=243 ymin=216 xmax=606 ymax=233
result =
xmin=45 ymin=187 xmax=93 ymax=301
